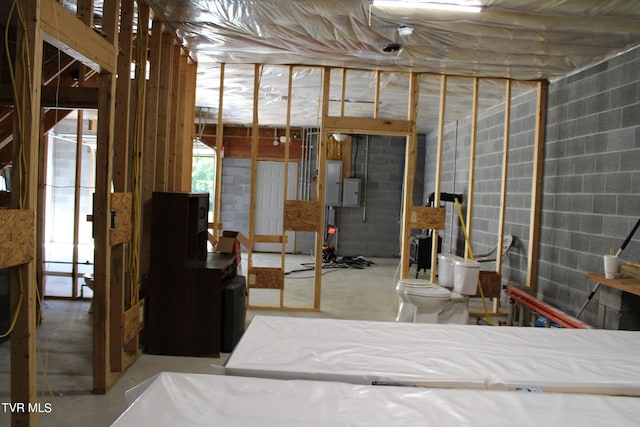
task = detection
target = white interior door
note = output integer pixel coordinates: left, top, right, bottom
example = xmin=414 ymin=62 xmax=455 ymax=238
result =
xmin=255 ymin=161 xmax=298 ymax=253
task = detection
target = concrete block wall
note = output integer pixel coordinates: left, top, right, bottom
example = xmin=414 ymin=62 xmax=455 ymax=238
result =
xmin=425 ymin=90 xmax=536 ymax=287
xmin=425 ymin=45 xmax=640 ymax=329
xmin=219 ymin=157 xmax=251 ymax=238
xmin=541 ymin=46 xmax=640 ymax=328
xmin=336 ymin=135 xmax=425 ymax=258
xmin=218 ymin=135 xmax=425 ymax=259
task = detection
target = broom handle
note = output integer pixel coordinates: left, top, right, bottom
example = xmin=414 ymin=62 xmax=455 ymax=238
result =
xmin=619 ymin=217 xmax=640 ymax=253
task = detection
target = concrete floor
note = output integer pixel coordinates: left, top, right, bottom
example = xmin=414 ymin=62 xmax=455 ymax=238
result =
xmin=0 ymin=255 xmax=500 ymax=426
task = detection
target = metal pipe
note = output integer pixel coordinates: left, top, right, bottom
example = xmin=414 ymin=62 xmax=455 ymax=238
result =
xmin=362 ymin=135 xmax=369 ymax=222
xmin=300 ymin=128 xmax=307 ymax=199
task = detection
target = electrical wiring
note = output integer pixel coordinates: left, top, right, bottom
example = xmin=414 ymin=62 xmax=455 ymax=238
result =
xmin=0 ymin=0 xmax=28 ymax=340
xmin=3 ymin=0 xmax=65 ymax=407
xmin=128 ymin=9 xmax=150 ymax=305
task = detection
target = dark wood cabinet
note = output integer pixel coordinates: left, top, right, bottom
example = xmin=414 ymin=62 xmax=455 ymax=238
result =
xmin=146 ymin=192 xmax=236 ymax=357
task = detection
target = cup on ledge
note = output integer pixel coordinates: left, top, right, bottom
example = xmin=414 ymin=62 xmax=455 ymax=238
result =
xmin=603 ymin=254 xmax=618 ymax=279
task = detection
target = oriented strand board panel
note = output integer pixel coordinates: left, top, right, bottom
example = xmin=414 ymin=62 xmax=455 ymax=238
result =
xmin=123 ymin=299 xmax=145 ymax=344
xmin=0 ymin=209 xmax=35 ymax=268
xmin=474 ymin=271 xmax=502 ymax=298
xmin=284 ymin=200 xmax=322 ymax=232
xmin=409 ymin=207 xmax=445 ymax=229
xmin=248 ymin=267 xmax=284 ymax=289
xmin=110 ymin=192 xmax=132 ymax=245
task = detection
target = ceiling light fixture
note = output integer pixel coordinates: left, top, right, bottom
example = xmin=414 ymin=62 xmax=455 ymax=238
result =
xmin=398 ymin=25 xmax=414 ymax=36
xmin=332 ymin=133 xmax=348 ymax=142
xmin=371 ymin=1 xmax=482 ymax=13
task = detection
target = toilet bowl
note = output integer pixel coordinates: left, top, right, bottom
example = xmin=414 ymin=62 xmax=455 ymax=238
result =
xmin=395 ymin=278 xmax=433 ymax=322
xmin=405 ymin=259 xmax=480 ymax=324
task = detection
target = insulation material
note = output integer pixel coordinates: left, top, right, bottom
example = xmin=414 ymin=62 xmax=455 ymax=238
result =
xmin=149 ymin=0 xmax=640 ymax=79
xmin=112 ymin=372 xmax=640 ymax=426
xmin=226 ymin=315 xmax=640 ymax=396
xmin=142 ymin=0 xmax=640 ymax=132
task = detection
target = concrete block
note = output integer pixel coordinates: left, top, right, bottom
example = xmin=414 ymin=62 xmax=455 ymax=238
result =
xmin=619 ymin=194 xmax=640 ymax=216
xmin=580 ymin=214 xmax=603 ymax=235
xmin=586 ymin=92 xmax=610 ymax=115
xmin=595 ymin=152 xmax=620 ymax=173
xmin=597 ymin=109 xmax=622 ymax=132
xmin=622 ymin=103 xmax=640 ymax=127
xmin=593 ymin=195 xmax=617 ymax=214
xmin=573 ymin=155 xmax=595 ymax=174
xmin=604 ymin=172 xmax=631 ymax=193
xmin=620 ymin=149 xmax=640 ymax=172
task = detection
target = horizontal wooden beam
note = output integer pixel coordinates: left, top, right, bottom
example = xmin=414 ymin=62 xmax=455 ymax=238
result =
xmin=253 ymin=235 xmax=288 ymax=244
xmin=0 ymin=86 xmax=98 ymax=108
xmin=42 ymin=86 xmax=98 ymax=108
xmin=40 ymin=0 xmax=117 ymax=73
xmin=324 ymin=116 xmax=412 ymax=136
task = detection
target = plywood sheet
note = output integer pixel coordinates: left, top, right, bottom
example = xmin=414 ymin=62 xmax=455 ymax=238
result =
xmin=0 ymin=209 xmax=34 ymax=268
xmin=284 ymin=200 xmax=322 ymax=232
xmin=110 ymin=192 xmax=132 ymax=245
xmin=474 ymin=271 xmax=502 ymax=298
xmin=123 ymin=298 xmax=145 ymax=345
xmin=248 ymin=267 xmax=284 ymax=289
xmin=409 ymin=206 xmax=445 ymax=229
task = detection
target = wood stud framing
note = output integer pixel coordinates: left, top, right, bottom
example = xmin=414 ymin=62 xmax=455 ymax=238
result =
xmin=6 ymin=0 xmax=198 ymax=416
xmin=231 ymin=65 xmax=546 ymax=308
xmin=6 ymin=0 xmax=548 ymax=417
xmin=11 ymin=1 xmax=44 ymax=424
xmin=527 ymin=81 xmax=548 ymax=290
xmin=213 ymin=63 xmax=225 ymax=237
xmin=430 ymin=75 xmax=448 ymax=283
xmin=465 ymin=77 xmax=479 ymax=259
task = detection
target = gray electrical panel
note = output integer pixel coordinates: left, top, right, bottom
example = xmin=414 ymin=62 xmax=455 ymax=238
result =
xmin=325 ymin=160 xmax=342 ymax=206
xmin=342 ymin=178 xmax=361 ymax=207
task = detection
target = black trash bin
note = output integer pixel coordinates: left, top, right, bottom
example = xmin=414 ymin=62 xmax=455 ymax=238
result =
xmin=221 ymin=275 xmax=247 ymax=353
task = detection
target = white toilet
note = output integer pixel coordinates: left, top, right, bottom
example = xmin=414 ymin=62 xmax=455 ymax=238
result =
xmin=395 ymin=278 xmax=433 ymax=322
xmin=404 ymin=259 xmax=481 ymax=324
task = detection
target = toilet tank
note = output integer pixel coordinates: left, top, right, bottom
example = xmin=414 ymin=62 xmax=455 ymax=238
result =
xmin=453 ymin=260 xmax=481 ymax=295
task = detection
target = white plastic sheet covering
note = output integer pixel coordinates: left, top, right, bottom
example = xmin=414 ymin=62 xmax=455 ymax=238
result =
xmin=112 ymin=372 xmax=640 ymax=426
xmin=148 ymin=0 xmax=640 ymax=80
xmin=142 ymin=0 xmax=640 ymax=132
xmin=225 ymin=315 xmax=640 ymax=396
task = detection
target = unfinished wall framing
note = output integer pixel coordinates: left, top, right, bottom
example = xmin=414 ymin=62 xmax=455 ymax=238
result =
xmin=4 ymin=1 xmax=197 ymax=422
xmin=205 ymin=62 xmax=546 ymax=313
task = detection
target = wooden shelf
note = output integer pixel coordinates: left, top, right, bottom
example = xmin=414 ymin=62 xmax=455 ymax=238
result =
xmin=586 ymin=273 xmax=640 ymax=297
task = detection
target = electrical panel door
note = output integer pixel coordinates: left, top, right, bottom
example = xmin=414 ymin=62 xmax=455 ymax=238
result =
xmin=325 ymin=160 xmax=342 ymax=206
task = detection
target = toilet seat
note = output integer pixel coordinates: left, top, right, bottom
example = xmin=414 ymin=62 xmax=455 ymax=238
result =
xmin=397 ymin=278 xmax=433 ymax=288
xmin=405 ymin=285 xmax=451 ymax=299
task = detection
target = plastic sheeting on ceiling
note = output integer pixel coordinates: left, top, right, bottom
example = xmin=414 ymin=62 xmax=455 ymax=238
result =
xmin=147 ymin=0 xmax=640 ymax=131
